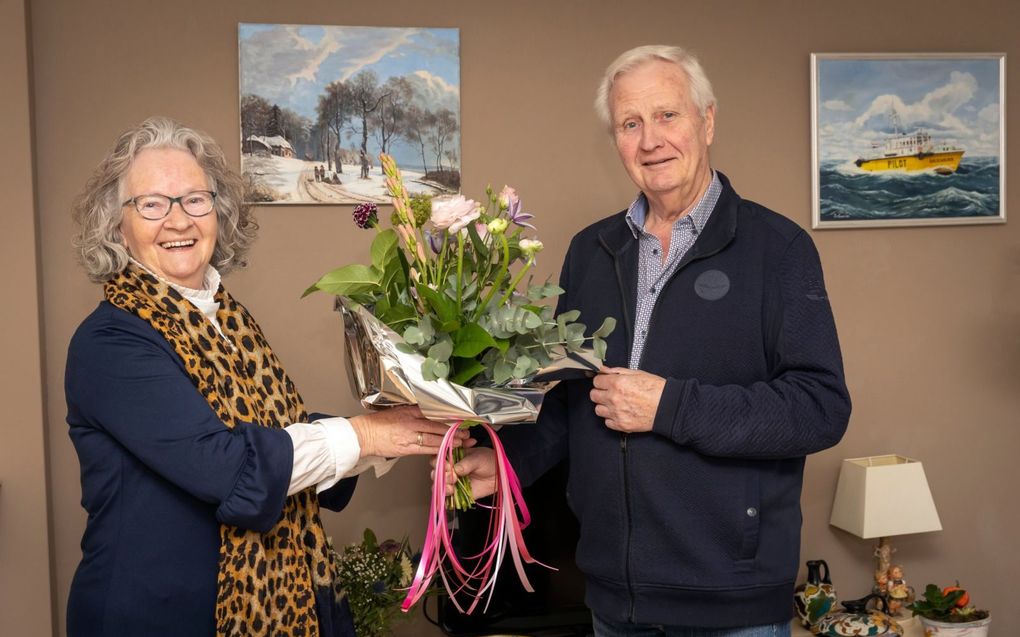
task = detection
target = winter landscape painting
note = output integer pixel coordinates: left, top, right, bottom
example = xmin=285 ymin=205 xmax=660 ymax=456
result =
xmin=239 ymin=24 xmax=460 ymax=205
xmin=811 ymin=53 xmax=1005 ymax=228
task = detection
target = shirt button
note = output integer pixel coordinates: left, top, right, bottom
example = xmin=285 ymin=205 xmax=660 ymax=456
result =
xmin=746 ymin=507 xmax=758 ymax=518
xmin=652 ymin=249 xmax=659 ymax=255
xmin=649 ymin=287 xmax=656 ymax=294
xmin=641 ymin=329 xmax=647 ymax=335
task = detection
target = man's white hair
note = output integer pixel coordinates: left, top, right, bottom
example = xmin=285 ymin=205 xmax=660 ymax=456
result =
xmin=594 ymin=45 xmax=716 ymax=133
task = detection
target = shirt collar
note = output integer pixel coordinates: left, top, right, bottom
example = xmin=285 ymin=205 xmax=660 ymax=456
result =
xmin=625 ymin=171 xmax=721 ymax=238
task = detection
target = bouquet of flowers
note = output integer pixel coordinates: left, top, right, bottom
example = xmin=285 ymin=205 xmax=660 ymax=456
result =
xmin=331 ymin=529 xmax=416 ymax=637
xmin=306 ymin=154 xmax=614 ymax=614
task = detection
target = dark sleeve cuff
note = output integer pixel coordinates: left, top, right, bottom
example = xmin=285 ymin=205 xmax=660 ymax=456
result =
xmin=652 ymin=378 xmax=688 ymax=444
xmin=215 ymin=423 xmax=293 ymax=533
xmin=317 ymin=476 xmax=359 ymax=512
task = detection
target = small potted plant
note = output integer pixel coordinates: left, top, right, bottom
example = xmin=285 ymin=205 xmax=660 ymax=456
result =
xmin=908 ymin=583 xmax=991 ymax=636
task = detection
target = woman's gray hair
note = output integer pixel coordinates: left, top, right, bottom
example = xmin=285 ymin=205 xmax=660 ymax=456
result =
xmin=594 ymin=45 xmax=716 ymax=133
xmin=72 ymin=116 xmax=257 ymax=282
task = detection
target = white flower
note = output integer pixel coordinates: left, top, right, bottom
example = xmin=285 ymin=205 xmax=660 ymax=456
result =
xmin=431 ymin=195 xmax=481 ymax=233
xmin=519 ymin=239 xmax=544 ymax=258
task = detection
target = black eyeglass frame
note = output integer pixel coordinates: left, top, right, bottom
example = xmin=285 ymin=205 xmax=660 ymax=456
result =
xmin=121 ymin=190 xmax=218 ymax=220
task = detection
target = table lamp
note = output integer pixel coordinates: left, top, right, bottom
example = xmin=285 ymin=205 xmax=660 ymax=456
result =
xmin=829 ymin=455 xmax=941 ymax=612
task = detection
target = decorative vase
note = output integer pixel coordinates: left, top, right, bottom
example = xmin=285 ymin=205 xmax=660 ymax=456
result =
xmin=794 ymin=559 xmax=837 ymax=627
xmin=918 ymin=615 xmax=991 ymax=637
xmin=811 ymin=594 xmax=902 ymax=637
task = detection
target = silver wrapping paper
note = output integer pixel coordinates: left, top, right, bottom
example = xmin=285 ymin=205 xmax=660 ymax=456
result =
xmin=337 ymin=297 xmax=602 ymax=425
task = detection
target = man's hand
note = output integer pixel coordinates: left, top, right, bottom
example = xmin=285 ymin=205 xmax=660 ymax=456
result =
xmin=590 ymin=367 xmax=666 ymax=433
xmin=437 ymin=447 xmax=498 ymax=500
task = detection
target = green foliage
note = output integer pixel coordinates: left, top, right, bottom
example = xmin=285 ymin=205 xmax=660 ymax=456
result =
xmin=909 ymin=584 xmax=989 ymax=623
xmin=332 ymin=529 xmax=416 ymax=637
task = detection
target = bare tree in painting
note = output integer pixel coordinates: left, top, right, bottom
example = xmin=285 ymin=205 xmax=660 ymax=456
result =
xmin=403 ymin=105 xmax=437 ymax=174
xmin=428 ymin=108 xmax=459 ymax=172
xmin=316 ymin=81 xmax=353 ymax=173
xmin=371 ymin=76 xmax=414 ymax=173
xmin=348 ymin=70 xmax=390 ymax=179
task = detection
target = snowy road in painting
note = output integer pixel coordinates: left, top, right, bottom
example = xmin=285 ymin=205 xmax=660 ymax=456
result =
xmin=242 ymin=154 xmax=448 ymax=204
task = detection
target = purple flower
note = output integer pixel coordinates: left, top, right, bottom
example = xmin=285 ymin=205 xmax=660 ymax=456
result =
xmin=499 ymin=185 xmax=535 ymax=229
xmin=352 ymin=203 xmax=378 ymax=229
xmin=424 ymin=229 xmax=444 ymax=254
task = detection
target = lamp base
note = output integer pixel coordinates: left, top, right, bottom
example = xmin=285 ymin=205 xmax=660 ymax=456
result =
xmin=871 ymin=536 xmax=915 ymax=617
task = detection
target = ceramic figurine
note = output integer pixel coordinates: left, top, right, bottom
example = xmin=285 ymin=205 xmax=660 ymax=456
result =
xmin=794 ymin=559 xmax=837 ymax=628
xmin=885 ymin=564 xmax=914 ymax=616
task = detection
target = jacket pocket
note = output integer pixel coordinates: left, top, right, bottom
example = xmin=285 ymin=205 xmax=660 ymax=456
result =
xmin=737 ymin=469 xmax=761 ymax=562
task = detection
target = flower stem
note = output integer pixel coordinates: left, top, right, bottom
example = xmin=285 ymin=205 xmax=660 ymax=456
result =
xmin=474 ymin=235 xmax=510 ymax=322
xmin=456 ymin=233 xmax=465 ymax=314
xmin=497 ymin=257 xmax=534 ymax=308
xmin=447 ymin=421 xmax=477 ymax=511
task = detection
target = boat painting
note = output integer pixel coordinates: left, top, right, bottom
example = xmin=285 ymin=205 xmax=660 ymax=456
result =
xmin=811 ymin=54 xmax=1004 ymax=228
xmin=854 ymin=118 xmax=964 ymax=175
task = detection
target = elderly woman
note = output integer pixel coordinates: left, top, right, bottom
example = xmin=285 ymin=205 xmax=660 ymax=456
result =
xmin=65 ymin=116 xmax=466 ymax=637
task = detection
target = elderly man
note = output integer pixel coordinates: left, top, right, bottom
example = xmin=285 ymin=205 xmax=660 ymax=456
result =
xmin=453 ymin=45 xmax=850 ymax=636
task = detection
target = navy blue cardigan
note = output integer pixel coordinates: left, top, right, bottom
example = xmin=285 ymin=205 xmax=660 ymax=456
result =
xmin=65 ymin=301 xmax=357 ymax=637
xmin=500 ymin=173 xmax=851 ymax=628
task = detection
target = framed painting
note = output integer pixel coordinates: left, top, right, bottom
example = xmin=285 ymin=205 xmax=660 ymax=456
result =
xmin=239 ymin=24 xmax=461 ymax=205
xmin=811 ymin=53 xmax=1005 ymax=228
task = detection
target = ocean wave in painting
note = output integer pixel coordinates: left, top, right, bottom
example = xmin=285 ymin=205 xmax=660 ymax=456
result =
xmin=819 ymin=156 xmax=999 ymax=221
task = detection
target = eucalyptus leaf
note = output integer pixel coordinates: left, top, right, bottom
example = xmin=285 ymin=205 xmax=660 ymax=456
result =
xmin=593 ymin=317 xmax=617 ymax=338
xmin=513 ymin=355 xmax=537 ymax=379
xmin=593 ymin=336 xmax=607 ymax=361
xmin=403 ymin=325 xmax=425 ymax=346
xmin=428 ymin=339 xmax=453 ymax=362
xmin=493 ymin=359 xmax=514 ymax=385
xmin=557 ymin=309 xmax=581 ymax=325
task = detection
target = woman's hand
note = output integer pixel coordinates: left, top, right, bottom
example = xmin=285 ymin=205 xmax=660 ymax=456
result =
xmin=348 ymin=406 xmax=473 ymax=458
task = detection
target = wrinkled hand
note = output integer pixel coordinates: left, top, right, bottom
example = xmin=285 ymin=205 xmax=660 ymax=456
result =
xmin=590 ymin=367 xmax=666 ymax=433
xmin=349 ymin=406 xmax=474 ymax=458
xmin=434 ymin=447 xmax=498 ymax=500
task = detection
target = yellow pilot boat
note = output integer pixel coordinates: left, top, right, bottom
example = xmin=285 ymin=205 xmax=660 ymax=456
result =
xmin=855 ymin=129 xmax=964 ymax=175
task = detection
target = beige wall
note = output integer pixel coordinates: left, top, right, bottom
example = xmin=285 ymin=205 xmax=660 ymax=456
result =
xmin=0 ymin=0 xmax=55 ymax=634
xmin=10 ymin=0 xmax=1019 ymax=634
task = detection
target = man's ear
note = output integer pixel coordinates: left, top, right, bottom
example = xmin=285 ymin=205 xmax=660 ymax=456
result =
xmin=703 ymin=103 xmax=716 ymax=146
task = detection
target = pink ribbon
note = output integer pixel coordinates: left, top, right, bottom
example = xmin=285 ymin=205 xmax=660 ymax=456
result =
xmin=400 ymin=422 xmax=553 ymax=614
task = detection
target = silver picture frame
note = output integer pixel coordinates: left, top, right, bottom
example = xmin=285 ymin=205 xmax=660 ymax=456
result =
xmin=811 ymin=53 xmax=1005 ymax=229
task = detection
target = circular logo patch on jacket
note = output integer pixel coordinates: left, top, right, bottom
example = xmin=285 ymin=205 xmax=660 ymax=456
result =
xmin=694 ymin=269 xmax=730 ymax=300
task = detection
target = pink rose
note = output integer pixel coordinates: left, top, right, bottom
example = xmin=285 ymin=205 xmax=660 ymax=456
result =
xmin=498 ymin=185 xmax=519 ymax=212
xmin=430 ymin=195 xmax=481 ymax=233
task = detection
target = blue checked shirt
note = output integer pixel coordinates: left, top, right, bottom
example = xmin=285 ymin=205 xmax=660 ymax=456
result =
xmin=625 ymin=172 xmax=722 ymax=369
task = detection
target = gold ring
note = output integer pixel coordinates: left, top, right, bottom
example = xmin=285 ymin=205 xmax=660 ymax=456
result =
xmin=417 ymin=432 xmax=424 ymax=446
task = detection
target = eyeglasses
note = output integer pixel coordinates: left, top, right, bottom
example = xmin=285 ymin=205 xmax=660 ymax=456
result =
xmin=122 ymin=190 xmax=217 ymax=220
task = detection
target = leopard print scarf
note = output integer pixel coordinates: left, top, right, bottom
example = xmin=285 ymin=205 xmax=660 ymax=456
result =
xmin=105 ymin=263 xmax=340 ymax=636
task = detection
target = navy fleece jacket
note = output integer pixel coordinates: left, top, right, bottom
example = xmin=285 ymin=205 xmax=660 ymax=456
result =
xmin=499 ymin=172 xmax=851 ymax=628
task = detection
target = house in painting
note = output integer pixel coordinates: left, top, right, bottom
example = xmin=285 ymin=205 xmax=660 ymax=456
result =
xmin=243 ymin=135 xmax=294 ymax=158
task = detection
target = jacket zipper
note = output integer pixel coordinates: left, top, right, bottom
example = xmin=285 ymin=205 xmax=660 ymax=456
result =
xmin=621 ymin=433 xmax=635 ymax=620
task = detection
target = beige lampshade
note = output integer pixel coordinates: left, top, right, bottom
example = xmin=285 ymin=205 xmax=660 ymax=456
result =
xmin=830 ymin=454 xmax=942 ymax=539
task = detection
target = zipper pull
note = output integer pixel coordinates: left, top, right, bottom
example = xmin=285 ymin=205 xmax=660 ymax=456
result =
xmin=620 ymin=433 xmax=628 ymax=450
